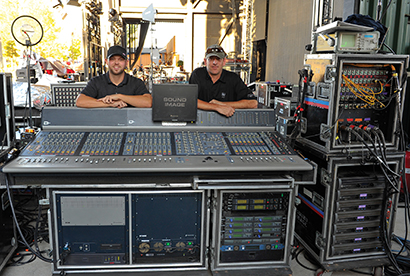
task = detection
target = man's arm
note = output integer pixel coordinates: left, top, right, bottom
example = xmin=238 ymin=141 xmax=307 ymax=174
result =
xmin=197 ymin=99 xmax=235 ymax=117
xmin=210 ymin=99 xmax=258 ymax=109
xmin=98 ymin=93 xmax=152 ymax=108
xmin=76 ymin=94 xmax=127 ymax=108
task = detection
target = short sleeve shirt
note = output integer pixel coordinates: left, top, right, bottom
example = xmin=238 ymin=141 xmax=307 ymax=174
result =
xmin=80 ymin=72 xmax=149 ymax=99
xmin=189 ymin=67 xmax=256 ymax=102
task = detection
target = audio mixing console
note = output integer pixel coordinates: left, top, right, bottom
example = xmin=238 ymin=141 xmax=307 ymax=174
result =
xmin=2 ymin=107 xmax=310 ymax=275
xmin=2 ymin=107 xmax=313 ymax=174
xmin=4 ymin=130 xmax=310 ymax=173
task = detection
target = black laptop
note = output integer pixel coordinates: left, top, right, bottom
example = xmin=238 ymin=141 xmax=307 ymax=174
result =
xmin=152 ymin=83 xmax=198 ymax=122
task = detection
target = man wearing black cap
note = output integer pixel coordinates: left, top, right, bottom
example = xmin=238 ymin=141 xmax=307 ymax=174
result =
xmin=189 ymin=44 xmax=257 ymax=117
xmin=76 ymin=45 xmax=152 ymax=108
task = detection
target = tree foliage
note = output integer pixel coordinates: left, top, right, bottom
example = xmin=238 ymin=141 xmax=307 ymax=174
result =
xmin=68 ymin=38 xmax=82 ymax=61
xmin=0 ymin=0 xmax=81 ymax=64
xmin=3 ymin=40 xmax=19 ymax=60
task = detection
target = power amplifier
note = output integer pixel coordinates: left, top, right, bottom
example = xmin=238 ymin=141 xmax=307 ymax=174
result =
xmin=51 ymin=190 xmax=207 ymax=271
xmin=294 ymin=151 xmax=403 ymax=270
xmin=211 ymin=187 xmax=294 ymax=272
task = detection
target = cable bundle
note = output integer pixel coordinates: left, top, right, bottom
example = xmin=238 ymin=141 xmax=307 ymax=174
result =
xmin=4 ymin=188 xmax=52 ymax=267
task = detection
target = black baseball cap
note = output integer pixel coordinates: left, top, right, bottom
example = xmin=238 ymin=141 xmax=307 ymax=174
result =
xmin=107 ymin=45 xmax=127 ymax=60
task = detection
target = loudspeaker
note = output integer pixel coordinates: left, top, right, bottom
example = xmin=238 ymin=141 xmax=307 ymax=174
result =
xmin=0 ymin=73 xmax=15 ymax=149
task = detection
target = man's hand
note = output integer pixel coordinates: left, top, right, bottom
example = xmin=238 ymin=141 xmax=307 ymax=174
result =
xmin=97 ymin=95 xmax=128 ymax=108
xmin=96 ymin=94 xmax=152 ymax=108
xmin=209 ymin=99 xmax=236 ymax=117
xmin=211 ymin=102 xmax=235 ymax=117
xmin=110 ymin=100 xmax=128 ymax=108
xmin=197 ymin=99 xmax=236 ymax=117
xmin=98 ymin=95 xmax=121 ymax=104
xmin=209 ymin=99 xmax=224 ymax=105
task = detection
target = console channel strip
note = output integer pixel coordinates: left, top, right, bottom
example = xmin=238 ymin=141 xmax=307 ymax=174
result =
xmin=216 ymin=191 xmax=291 ymax=264
xmin=4 ymin=131 xmax=312 ymax=173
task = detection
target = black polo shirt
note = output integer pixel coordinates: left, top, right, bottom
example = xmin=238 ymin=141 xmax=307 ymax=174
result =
xmin=81 ymin=72 xmax=149 ymax=99
xmin=189 ymin=67 xmax=256 ymax=102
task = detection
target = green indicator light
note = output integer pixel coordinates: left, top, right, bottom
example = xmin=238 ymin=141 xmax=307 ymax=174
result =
xmin=166 ymin=242 xmax=171 ymax=246
xmin=275 ymin=244 xmax=278 ymax=249
xmin=188 ymin=242 xmax=193 ymax=245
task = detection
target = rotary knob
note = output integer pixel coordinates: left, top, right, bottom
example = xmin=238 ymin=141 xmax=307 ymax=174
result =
xmin=176 ymin=242 xmax=186 ymax=251
xmin=138 ymin=243 xmax=150 ymax=253
xmin=153 ymin=242 xmax=164 ymax=252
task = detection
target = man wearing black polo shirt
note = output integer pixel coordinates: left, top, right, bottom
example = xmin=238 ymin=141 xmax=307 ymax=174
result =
xmin=76 ymin=45 xmax=152 ymax=108
xmin=189 ymin=44 xmax=257 ymax=117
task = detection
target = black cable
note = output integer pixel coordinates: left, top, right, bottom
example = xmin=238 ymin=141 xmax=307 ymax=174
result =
xmin=8 ymin=251 xmax=37 ymax=266
xmin=350 ymin=268 xmax=373 ymax=275
xmin=34 ymin=203 xmax=42 ymax=253
xmin=393 ymin=73 xmax=410 ymax=267
xmin=8 ymin=201 xmax=50 ymax=267
xmin=375 ymin=129 xmax=388 ymax=163
xmin=380 ymin=188 xmax=402 ymax=275
xmin=347 ymin=127 xmax=401 ymax=182
xmin=5 ymin=178 xmax=53 ymax=263
xmin=340 ymin=125 xmax=409 ymax=275
xmin=1 ymin=132 xmax=7 ymax=148
xmin=289 ymin=69 xmax=312 ymax=146
xmin=294 ymin=248 xmax=319 ymax=271
xmin=382 ymin=42 xmax=396 ymax=55
xmin=394 ymin=169 xmax=409 ymax=260
xmin=380 ymin=170 xmax=405 ymax=276
xmin=378 ymin=0 xmax=393 ymax=22
xmin=357 ymin=127 xmax=379 ymax=156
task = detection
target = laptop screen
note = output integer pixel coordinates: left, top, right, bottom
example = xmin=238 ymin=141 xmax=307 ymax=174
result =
xmin=152 ymin=83 xmax=198 ymax=122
